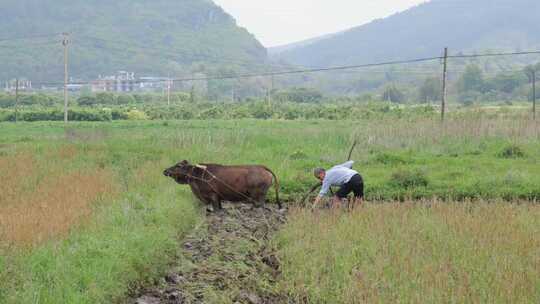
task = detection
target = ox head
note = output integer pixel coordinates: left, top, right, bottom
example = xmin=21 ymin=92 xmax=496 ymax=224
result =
xmin=163 ymin=160 xmax=192 ymax=184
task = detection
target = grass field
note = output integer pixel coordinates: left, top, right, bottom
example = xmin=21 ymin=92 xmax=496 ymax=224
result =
xmin=0 ymin=114 xmax=539 ymax=303
xmin=275 ymin=202 xmax=540 ymax=303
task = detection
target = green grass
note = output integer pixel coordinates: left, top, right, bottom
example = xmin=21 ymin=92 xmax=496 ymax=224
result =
xmin=0 ymin=115 xmax=538 ymax=303
xmin=0 ymin=122 xmax=202 ymax=303
xmin=1 ymin=187 xmax=199 ymax=303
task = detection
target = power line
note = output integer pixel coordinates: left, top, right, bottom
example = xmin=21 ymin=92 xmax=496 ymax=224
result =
xmin=27 ymin=49 xmax=540 ymax=87
xmin=0 ymin=40 xmax=59 ymax=49
xmin=30 ymin=56 xmax=443 ymax=86
xmin=449 ymin=50 xmax=540 ymax=59
xmin=0 ymin=33 xmax=62 ymax=44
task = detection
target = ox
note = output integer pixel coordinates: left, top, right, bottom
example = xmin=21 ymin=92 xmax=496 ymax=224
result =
xmin=163 ymin=160 xmax=281 ymax=211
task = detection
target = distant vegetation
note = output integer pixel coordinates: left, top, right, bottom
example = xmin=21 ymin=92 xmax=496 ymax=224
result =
xmin=0 ymin=0 xmax=266 ymax=81
xmin=1 ymin=61 xmax=538 ymax=123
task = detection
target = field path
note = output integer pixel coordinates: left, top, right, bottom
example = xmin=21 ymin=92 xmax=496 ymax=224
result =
xmin=131 ymin=203 xmax=289 ymax=304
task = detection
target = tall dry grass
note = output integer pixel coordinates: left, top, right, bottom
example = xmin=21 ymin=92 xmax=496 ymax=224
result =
xmin=0 ymin=149 xmax=117 ymax=246
xmin=276 ymin=202 xmax=540 ymax=303
xmin=352 ymin=116 xmax=540 ymax=150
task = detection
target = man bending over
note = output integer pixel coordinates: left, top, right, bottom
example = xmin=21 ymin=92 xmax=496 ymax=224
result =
xmin=313 ymin=161 xmax=364 ymax=209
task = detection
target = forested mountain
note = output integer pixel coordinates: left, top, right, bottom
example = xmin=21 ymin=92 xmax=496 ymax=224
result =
xmin=272 ymin=0 xmax=540 ymax=67
xmin=0 ymin=0 xmax=266 ymax=82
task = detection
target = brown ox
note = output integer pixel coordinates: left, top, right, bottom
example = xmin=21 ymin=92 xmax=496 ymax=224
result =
xmin=163 ymin=160 xmax=281 ymax=211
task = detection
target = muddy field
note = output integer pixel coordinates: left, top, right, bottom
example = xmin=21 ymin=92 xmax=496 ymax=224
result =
xmin=131 ymin=203 xmax=290 ymax=304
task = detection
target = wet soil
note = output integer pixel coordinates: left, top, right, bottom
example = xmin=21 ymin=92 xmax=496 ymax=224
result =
xmin=131 ymin=203 xmax=291 ymax=304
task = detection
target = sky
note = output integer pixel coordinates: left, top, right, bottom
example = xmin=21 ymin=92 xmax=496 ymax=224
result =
xmin=212 ymin=0 xmax=427 ymax=47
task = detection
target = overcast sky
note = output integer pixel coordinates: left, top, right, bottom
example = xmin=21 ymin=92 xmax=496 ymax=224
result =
xmin=212 ymin=0 xmax=427 ymax=47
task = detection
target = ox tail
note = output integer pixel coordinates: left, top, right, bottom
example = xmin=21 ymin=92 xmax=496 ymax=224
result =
xmin=263 ymin=166 xmax=282 ymax=209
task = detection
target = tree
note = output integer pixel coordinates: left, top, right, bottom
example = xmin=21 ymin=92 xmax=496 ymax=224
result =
xmin=418 ymin=77 xmax=441 ymax=103
xmin=274 ymin=88 xmax=324 ymax=103
xmin=117 ymin=94 xmax=136 ymax=105
xmin=524 ymin=63 xmax=540 ymax=101
xmin=382 ymin=84 xmax=406 ymax=103
xmin=77 ymin=95 xmax=98 ymax=106
xmin=457 ymin=65 xmax=485 ymax=93
xmin=95 ymin=92 xmax=116 ymax=105
xmin=485 ymin=73 xmax=526 ymax=94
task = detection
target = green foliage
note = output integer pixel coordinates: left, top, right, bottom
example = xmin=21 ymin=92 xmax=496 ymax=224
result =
xmin=382 ymin=84 xmax=406 ymax=103
xmin=273 ymin=88 xmax=324 ymax=103
xmin=126 ymin=109 xmax=148 ymax=120
xmin=0 ymin=109 xmax=113 ymax=122
xmin=390 ymin=169 xmax=429 ymax=188
xmin=77 ymin=95 xmax=98 ymax=106
xmin=289 ymin=151 xmax=308 ymax=160
xmin=484 ymin=73 xmax=527 ymax=94
xmin=96 ymin=92 xmax=117 ymax=105
xmin=498 ymin=144 xmax=526 ymax=159
xmin=372 ymin=152 xmax=409 ymax=165
xmin=0 ymin=93 xmax=61 ymax=108
xmin=457 ymin=65 xmax=485 ymax=94
xmin=418 ymin=77 xmax=441 ymax=103
xmin=116 ymin=94 xmax=136 ymax=105
xmin=0 ymin=0 xmax=266 ymax=81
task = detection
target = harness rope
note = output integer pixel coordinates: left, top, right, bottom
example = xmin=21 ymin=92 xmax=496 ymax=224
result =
xmin=185 ymin=165 xmax=259 ymax=205
xmin=185 ymin=165 xmax=274 ymax=230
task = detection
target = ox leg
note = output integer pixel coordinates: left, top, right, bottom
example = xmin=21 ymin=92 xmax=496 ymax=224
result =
xmin=209 ymin=194 xmax=223 ymax=212
xmin=252 ymin=194 xmax=266 ymax=209
xmin=254 ymin=199 xmax=264 ymax=208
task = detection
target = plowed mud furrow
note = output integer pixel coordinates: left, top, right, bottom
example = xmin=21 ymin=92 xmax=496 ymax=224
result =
xmin=131 ymin=203 xmax=290 ymax=304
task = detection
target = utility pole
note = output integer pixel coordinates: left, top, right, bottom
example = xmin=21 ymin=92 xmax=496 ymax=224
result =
xmin=441 ymin=47 xmax=448 ymax=122
xmin=167 ymin=76 xmax=171 ymax=107
xmin=533 ymin=70 xmax=536 ymax=120
xmin=15 ymin=78 xmax=19 ymax=123
xmin=190 ymin=83 xmax=195 ymax=103
xmin=525 ymin=66 xmax=537 ymax=120
xmin=267 ymin=73 xmax=274 ymax=106
xmin=62 ymin=32 xmax=70 ymax=123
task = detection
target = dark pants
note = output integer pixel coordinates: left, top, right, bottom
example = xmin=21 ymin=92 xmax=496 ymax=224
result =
xmin=336 ymin=174 xmax=364 ymax=199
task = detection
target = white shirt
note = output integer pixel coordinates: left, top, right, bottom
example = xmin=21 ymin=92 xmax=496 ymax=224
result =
xmin=319 ymin=161 xmax=358 ymax=197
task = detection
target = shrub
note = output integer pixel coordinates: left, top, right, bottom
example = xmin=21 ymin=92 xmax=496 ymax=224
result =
xmin=126 ymin=109 xmax=148 ymax=120
xmin=96 ymin=92 xmax=117 ymax=105
xmin=390 ymin=169 xmax=429 ymax=188
xmin=289 ymin=151 xmax=308 ymax=160
xmin=117 ymin=94 xmax=136 ymax=105
xmin=373 ymin=152 xmax=408 ymax=165
xmin=77 ymin=95 xmax=98 ymax=106
xmin=198 ymin=107 xmax=223 ymax=119
xmin=498 ymin=144 xmax=525 ymax=159
xmin=111 ymin=109 xmax=129 ymax=120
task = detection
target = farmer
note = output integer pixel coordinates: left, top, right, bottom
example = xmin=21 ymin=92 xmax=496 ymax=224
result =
xmin=312 ymin=160 xmax=364 ymax=209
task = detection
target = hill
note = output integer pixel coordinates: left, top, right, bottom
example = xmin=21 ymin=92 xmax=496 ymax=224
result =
xmin=268 ymin=32 xmax=340 ymax=56
xmin=273 ymin=0 xmax=540 ymax=67
xmin=0 ymin=0 xmax=267 ymax=83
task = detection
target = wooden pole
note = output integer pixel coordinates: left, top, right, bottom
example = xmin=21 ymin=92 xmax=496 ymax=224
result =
xmin=441 ymin=47 xmax=448 ymax=122
xmin=268 ymin=73 xmax=274 ymax=107
xmin=62 ymin=33 xmax=70 ymax=123
xmin=15 ymin=78 xmax=19 ymax=123
xmin=167 ymin=77 xmax=171 ymax=107
xmin=533 ymin=70 xmax=536 ymax=120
